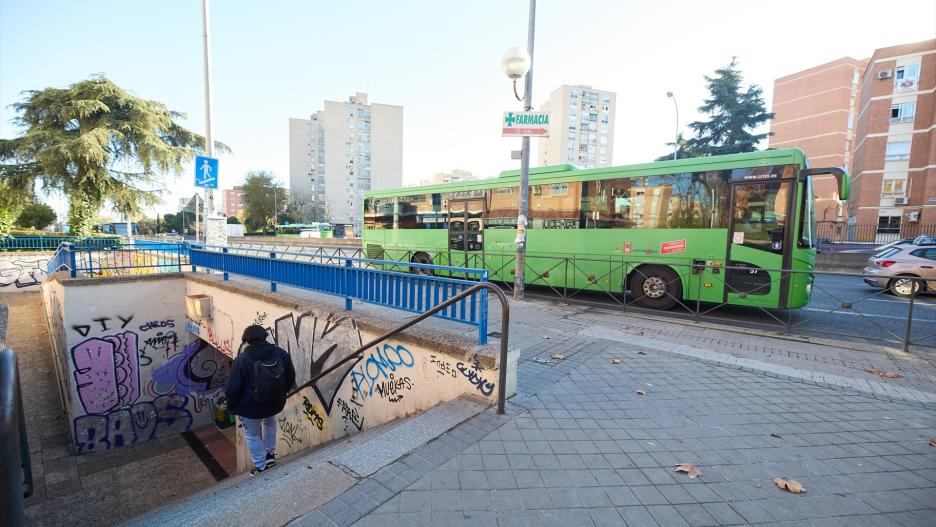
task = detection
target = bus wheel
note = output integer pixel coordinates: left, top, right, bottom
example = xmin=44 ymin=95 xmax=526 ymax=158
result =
xmin=629 ymin=265 xmax=681 ymax=309
xmin=410 ymin=252 xmax=435 ymax=276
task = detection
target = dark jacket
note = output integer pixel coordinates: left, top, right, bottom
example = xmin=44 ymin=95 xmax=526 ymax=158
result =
xmin=224 ymin=340 xmax=296 ymax=419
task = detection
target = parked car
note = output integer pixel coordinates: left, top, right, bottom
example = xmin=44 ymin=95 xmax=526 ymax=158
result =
xmin=863 ymin=244 xmax=936 ymax=297
xmin=872 ymin=235 xmax=935 ymax=255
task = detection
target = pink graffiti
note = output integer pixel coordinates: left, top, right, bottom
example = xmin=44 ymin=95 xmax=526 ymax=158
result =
xmin=72 ymin=331 xmax=140 ymax=414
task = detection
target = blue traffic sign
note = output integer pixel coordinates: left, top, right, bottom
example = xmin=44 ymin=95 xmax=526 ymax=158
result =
xmin=194 ymin=156 xmax=218 ymax=189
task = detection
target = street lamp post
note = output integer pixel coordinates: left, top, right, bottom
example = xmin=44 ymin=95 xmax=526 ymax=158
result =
xmin=272 ymin=184 xmax=278 ymax=236
xmin=502 ymin=0 xmax=536 ymax=301
xmin=666 ymin=91 xmax=679 ymax=161
xmin=201 ymin=0 xmax=216 ymax=241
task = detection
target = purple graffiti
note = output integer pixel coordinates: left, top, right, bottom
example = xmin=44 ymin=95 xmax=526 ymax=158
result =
xmin=152 ymin=340 xmax=230 ymax=396
xmin=71 ymin=332 xmax=140 ymax=414
xmin=72 ymin=394 xmax=193 ymax=454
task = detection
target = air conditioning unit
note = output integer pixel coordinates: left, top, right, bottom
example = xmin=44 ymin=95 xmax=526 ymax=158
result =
xmin=894 ymin=196 xmax=908 ymax=205
xmin=878 ymin=70 xmax=893 ymax=80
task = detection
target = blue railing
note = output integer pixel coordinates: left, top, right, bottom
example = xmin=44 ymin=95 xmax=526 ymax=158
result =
xmin=1 ymin=235 xmax=120 ymax=252
xmin=189 ymin=245 xmax=491 ymax=344
xmin=47 ymin=243 xmax=189 ymax=277
xmin=1 ymin=346 xmax=33 ymax=527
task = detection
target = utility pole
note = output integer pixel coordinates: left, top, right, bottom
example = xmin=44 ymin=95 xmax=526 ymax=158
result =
xmin=201 ymin=0 xmax=215 ymax=242
xmin=513 ymin=0 xmax=536 ymax=300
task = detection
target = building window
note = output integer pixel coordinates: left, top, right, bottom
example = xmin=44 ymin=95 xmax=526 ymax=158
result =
xmin=881 ymin=177 xmax=906 ymax=196
xmin=894 ymin=64 xmax=920 ymax=91
xmin=884 ymin=140 xmax=911 ymax=161
xmin=877 ymin=216 xmax=901 ymax=234
xmin=890 ymin=102 xmax=916 ymax=124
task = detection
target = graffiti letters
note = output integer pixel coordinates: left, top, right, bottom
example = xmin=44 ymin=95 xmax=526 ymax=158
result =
xmin=71 ymin=332 xmax=141 ymax=414
xmin=139 ymin=319 xmax=175 ymax=332
xmin=336 ymin=397 xmax=364 ymax=432
xmin=278 ymin=416 xmax=304 ymax=448
xmin=205 ymin=325 xmax=233 ymax=356
xmin=71 ymin=313 xmax=133 ymax=337
xmin=301 ymin=396 xmax=325 ymax=431
xmin=253 ymin=311 xmax=268 ymax=325
xmin=457 ymin=359 xmax=495 ymax=397
xmin=0 ymin=255 xmax=49 ymax=289
xmin=274 ymin=313 xmax=362 ymax=413
xmin=428 ymin=355 xmax=458 ymax=378
xmin=152 ymin=340 xmax=231 ymax=399
xmin=349 ymin=343 xmax=415 ymax=399
xmin=185 ymin=317 xmax=203 ymax=336
xmin=143 ymin=330 xmax=179 ymax=358
xmin=73 ymin=394 xmax=193 ymax=454
xmin=373 ymin=375 xmax=413 ymax=402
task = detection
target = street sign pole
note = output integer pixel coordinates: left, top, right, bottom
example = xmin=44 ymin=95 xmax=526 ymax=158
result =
xmin=513 ymin=0 xmax=536 ymax=301
xmin=201 ymin=0 xmax=215 ymax=243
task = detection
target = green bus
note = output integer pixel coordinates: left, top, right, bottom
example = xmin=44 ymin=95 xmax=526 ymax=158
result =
xmin=362 ymin=149 xmax=849 ymax=310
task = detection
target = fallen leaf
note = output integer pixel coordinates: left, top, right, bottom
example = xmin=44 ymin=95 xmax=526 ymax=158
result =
xmin=770 ymin=433 xmax=782 ymax=439
xmin=675 ymin=463 xmax=701 ymax=478
xmin=551 ymin=354 xmax=566 ymax=361
xmin=637 ymin=331 xmax=645 ymax=336
xmin=610 ymin=358 xmax=621 ymax=364
xmin=929 ymin=438 xmax=936 ymax=447
xmin=774 ymin=477 xmax=806 ymax=494
xmin=636 ymin=389 xmax=647 ymax=395
xmin=866 ymin=368 xmax=882 ymax=375
xmin=636 ymin=351 xmax=647 ymax=356
xmin=881 ymin=371 xmax=901 ymax=379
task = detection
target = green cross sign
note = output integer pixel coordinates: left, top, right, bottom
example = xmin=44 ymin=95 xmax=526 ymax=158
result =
xmin=502 ymin=111 xmax=551 ymax=137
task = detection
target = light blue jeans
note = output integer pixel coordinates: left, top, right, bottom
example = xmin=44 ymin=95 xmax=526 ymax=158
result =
xmin=241 ymin=416 xmax=277 ymax=470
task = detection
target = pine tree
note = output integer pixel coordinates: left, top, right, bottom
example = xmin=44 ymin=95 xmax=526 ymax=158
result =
xmin=685 ymin=58 xmax=773 ymax=157
xmin=0 ymin=75 xmax=225 ymax=236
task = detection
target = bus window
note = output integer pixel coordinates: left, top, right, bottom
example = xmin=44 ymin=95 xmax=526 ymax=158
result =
xmin=363 ymin=197 xmax=394 ymax=229
xmin=531 ymin=182 xmax=581 ymax=229
xmin=485 ymin=186 xmax=519 ymax=228
xmin=732 ymin=181 xmax=789 ymax=253
xmin=582 ymin=178 xmax=634 ymax=228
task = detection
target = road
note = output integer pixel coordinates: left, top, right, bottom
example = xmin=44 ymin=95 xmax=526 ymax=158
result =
xmin=522 ymin=274 xmax=936 ymax=351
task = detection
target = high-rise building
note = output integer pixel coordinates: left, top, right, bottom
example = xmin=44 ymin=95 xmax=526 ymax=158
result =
xmin=769 ymin=58 xmax=866 ymax=222
xmin=537 ymin=85 xmax=616 ymax=169
xmin=419 ymin=169 xmax=477 ymax=186
xmin=289 ymin=93 xmax=403 ymax=233
xmin=222 ymin=186 xmax=247 ymax=218
xmin=769 ymin=39 xmax=935 ymax=236
xmin=850 ymin=39 xmax=935 ymax=230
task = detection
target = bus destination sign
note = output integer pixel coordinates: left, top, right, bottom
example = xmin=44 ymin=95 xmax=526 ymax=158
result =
xmin=502 ymin=111 xmax=551 ymax=137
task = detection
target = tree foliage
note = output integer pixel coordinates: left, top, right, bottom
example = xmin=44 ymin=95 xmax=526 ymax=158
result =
xmin=655 ymin=133 xmax=700 ymax=162
xmin=242 ymin=171 xmax=285 ymax=232
xmin=684 ymin=59 xmax=773 ymax=157
xmin=226 ymin=215 xmax=241 ymax=224
xmin=0 ymin=75 xmax=226 ymax=236
xmin=15 ymin=203 xmax=57 ymax=230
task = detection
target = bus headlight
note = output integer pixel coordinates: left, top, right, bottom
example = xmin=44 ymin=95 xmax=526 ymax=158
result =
xmin=806 ymin=282 xmax=812 ymax=295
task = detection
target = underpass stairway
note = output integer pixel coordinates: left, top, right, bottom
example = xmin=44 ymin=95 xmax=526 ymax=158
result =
xmin=123 ymin=394 xmax=489 ymax=527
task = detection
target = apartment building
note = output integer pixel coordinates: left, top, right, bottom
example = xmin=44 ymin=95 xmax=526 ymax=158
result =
xmin=222 ymin=186 xmax=246 ymax=218
xmin=770 ymin=39 xmax=935 ymax=237
xmin=538 ymin=85 xmax=616 ymax=169
xmin=289 ymin=93 xmax=403 ymax=234
xmin=769 ymin=58 xmax=865 ymax=222
xmin=850 ymin=39 xmax=935 ymax=231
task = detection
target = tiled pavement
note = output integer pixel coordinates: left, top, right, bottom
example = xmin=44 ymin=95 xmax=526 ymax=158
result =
xmin=290 ymin=314 xmax=935 ymax=526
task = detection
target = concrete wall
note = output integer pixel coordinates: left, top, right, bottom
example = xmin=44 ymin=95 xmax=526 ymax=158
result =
xmin=40 ymin=274 xmax=230 ymax=455
xmin=184 ymin=274 xmax=513 ymax=473
xmin=815 ymin=252 xmax=871 ymax=273
xmin=1 ymin=252 xmax=50 ymax=291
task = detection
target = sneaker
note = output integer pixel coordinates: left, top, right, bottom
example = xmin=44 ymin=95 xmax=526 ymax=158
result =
xmin=250 ymin=466 xmax=267 ymax=476
xmin=265 ymin=452 xmax=277 ymax=468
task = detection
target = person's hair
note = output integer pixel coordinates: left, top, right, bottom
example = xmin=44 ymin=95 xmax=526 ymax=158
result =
xmin=241 ymin=324 xmax=268 ymax=343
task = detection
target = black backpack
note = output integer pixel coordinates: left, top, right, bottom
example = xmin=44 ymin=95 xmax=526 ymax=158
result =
xmin=252 ymin=350 xmax=287 ymax=403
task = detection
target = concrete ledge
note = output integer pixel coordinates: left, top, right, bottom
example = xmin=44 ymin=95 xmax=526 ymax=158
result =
xmin=46 ymin=270 xmax=186 ymax=287
xmin=816 ymin=251 xmax=870 ymax=272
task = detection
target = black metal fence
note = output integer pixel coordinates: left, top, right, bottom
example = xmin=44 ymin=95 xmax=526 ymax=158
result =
xmin=817 ymin=222 xmax=935 ymax=245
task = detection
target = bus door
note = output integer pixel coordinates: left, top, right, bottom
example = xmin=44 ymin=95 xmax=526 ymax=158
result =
xmin=726 ymin=180 xmax=792 ymax=308
xmin=447 ymin=199 xmax=485 ymax=273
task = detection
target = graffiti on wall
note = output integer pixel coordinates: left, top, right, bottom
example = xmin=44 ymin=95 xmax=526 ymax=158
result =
xmin=274 ymin=313 xmax=363 ymax=413
xmin=349 ymin=343 xmax=415 ymax=400
xmin=73 ymin=394 xmax=193 ymax=454
xmin=457 ymin=358 xmax=495 ymax=397
xmin=335 ymin=397 xmax=364 ymax=432
xmin=151 ymin=340 xmax=230 ymax=400
xmin=71 ymin=332 xmax=141 ymax=414
xmin=0 ymin=255 xmax=49 ymax=289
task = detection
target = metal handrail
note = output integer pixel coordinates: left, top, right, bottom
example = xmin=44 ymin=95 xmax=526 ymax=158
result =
xmin=1 ymin=347 xmax=32 ymax=527
xmin=287 ymin=282 xmax=511 ymax=414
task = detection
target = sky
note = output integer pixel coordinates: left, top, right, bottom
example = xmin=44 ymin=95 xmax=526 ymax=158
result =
xmin=2 ymin=0 xmax=935 ymax=218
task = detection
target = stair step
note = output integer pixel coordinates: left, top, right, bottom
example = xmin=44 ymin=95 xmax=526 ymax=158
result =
xmin=124 ymin=395 xmax=489 ymax=527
